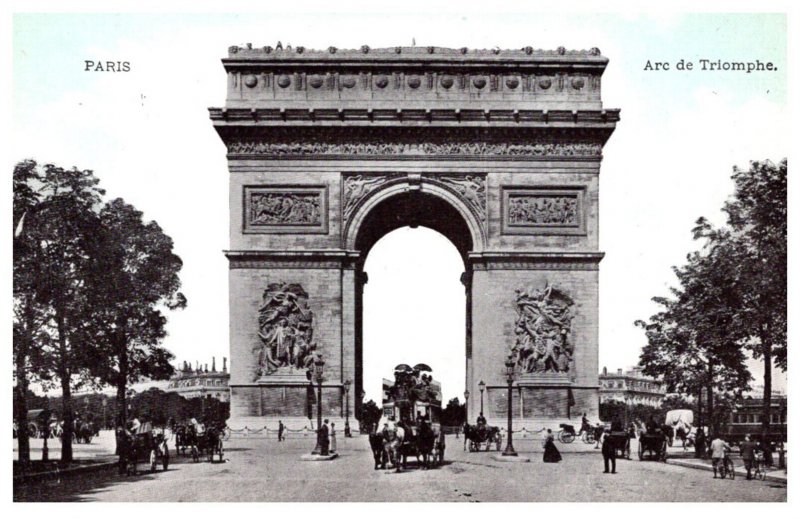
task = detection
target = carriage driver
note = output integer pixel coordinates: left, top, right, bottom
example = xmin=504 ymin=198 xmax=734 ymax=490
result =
xmin=476 ymin=413 xmax=487 ymax=427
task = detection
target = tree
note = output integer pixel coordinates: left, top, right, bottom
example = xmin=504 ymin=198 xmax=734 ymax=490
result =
xmin=636 ymin=247 xmax=751 ymax=435
xmin=694 ymin=159 xmax=786 ymax=438
xmin=23 ymin=163 xmax=107 ymax=462
xmin=441 ymin=397 xmax=466 ymax=427
xmin=13 ymin=160 xmax=46 ymax=467
xmin=85 ymin=198 xmax=186 ymax=431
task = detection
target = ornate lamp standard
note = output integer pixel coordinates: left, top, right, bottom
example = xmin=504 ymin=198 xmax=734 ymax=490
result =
xmin=502 ymin=355 xmax=518 ymax=457
xmin=310 ymin=357 xmax=326 ymax=455
xmin=478 ymin=380 xmax=486 ymax=417
xmin=343 ymin=379 xmax=351 ymax=437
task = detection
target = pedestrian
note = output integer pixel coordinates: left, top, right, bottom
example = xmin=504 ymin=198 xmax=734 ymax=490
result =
xmin=330 ymin=422 xmax=337 ymax=453
xmin=694 ymin=427 xmax=706 ymax=459
xmin=739 ymin=434 xmax=757 ymax=480
xmin=709 ymin=435 xmax=731 ymax=479
xmin=320 ymin=419 xmax=330 ymax=455
xmin=278 ymin=420 xmax=284 ymax=442
xmin=594 ymin=423 xmax=603 ymax=449
xmin=542 ymin=429 xmax=562 ymax=463
xmin=602 ymin=432 xmax=616 ymax=474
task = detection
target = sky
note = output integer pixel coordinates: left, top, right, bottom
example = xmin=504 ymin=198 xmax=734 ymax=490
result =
xmin=9 ymin=10 xmax=788 ymax=403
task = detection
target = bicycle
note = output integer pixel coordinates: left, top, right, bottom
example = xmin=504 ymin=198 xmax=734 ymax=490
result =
xmin=752 ymin=452 xmax=766 ymax=481
xmin=718 ymin=454 xmax=736 ymax=480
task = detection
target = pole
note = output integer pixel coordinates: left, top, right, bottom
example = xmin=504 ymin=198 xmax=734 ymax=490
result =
xmin=503 ymin=379 xmax=517 ymax=456
xmin=344 ymin=385 xmax=351 ymax=437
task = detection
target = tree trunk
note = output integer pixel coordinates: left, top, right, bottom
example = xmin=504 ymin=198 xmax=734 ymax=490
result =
xmin=114 ymin=335 xmax=129 ymax=456
xmin=761 ymin=333 xmax=772 ymax=440
xmin=14 ymin=306 xmax=33 ymax=467
xmin=696 ymin=387 xmax=703 ymax=428
xmin=706 ymin=383 xmax=714 ymax=438
xmin=56 ymin=312 xmax=73 ymax=463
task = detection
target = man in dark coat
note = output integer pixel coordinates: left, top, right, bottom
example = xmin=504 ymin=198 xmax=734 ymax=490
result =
xmin=694 ymin=427 xmax=707 ymax=459
xmin=319 ymin=419 xmax=330 ymax=455
xmin=278 ymin=420 xmax=285 ymax=442
xmin=602 ymin=432 xmax=616 ymax=474
xmin=740 ymin=434 xmax=757 ymax=480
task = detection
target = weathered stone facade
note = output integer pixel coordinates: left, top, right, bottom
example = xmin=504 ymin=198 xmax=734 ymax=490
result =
xmin=210 ymin=45 xmax=619 ymax=429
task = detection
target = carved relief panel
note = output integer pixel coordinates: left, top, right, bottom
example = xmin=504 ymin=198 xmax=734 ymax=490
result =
xmin=501 ymin=187 xmax=585 ymax=235
xmin=243 ymin=185 xmax=328 ymax=234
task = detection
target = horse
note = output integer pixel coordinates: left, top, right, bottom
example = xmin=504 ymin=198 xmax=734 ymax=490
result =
xmin=414 ymin=421 xmax=437 ymax=469
xmin=463 ymin=424 xmax=502 ymax=451
xmin=383 ymin=425 xmax=405 ymax=472
xmin=368 ymin=432 xmax=388 ymax=469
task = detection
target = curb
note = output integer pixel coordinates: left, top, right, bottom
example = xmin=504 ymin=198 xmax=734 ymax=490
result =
xmin=13 ymin=459 xmax=118 ymax=485
xmin=667 ymin=458 xmax=787 ymax=484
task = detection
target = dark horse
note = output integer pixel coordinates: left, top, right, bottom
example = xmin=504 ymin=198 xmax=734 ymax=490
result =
xmin=463 ymin=424 xmax=502 ymax=451
xmin=368 ymin=431 xmax=388 ymax=470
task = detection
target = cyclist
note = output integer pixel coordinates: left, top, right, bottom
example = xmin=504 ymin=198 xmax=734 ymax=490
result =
xmin=709 ymin=434 xmax=732 ymax=479
xmin=739 ymin=434 xmax=757 ymax=480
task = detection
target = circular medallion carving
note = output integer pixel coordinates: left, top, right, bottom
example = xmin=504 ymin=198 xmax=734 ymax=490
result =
xmin=505 ymin=77 xmax=519 ymax=89
xmin=277 ymin=75 xmax=291 ymax=88
xmin=571 ymin=78 xmax=585 ymax=90
xmin=407 ymin=76 xmax=421 ymax=89
xmin=341 ymin=77 xmax=356 ymax=89
xmin=538 ymin=78 xmax=552 ymax=90
xmin=440 ymin=75 xmax=454 ymax=89
xmin=309 ymin=75 xmax=324 ymax=89
xmin=375 ymin=76 xmax=389 ymax=89
xmin=243 ymin=74 xmax=258 ymax=88
xmin=472 ymin=77 xmax=486 ymax=89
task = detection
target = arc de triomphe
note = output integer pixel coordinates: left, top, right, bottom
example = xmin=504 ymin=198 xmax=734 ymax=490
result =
xmin=210 ymin=44 xmax=619 ymax=430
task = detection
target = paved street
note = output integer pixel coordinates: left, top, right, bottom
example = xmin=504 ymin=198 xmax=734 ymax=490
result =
xmin=14 ymin=434 xmax=786 ymax=502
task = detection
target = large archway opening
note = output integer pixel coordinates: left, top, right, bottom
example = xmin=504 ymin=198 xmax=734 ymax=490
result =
xmin=362 ymin=227 xmax=465 ymax=404
xmin=353 ymin=190 xmax=475 ymax=421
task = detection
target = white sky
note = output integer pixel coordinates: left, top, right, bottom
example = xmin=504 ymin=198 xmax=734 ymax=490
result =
xmin=8 ymin=9 xmax=789 ymax=403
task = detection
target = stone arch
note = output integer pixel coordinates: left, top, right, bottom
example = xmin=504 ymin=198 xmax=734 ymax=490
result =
xmin=344 ymin=176 xmax=487 ymax=256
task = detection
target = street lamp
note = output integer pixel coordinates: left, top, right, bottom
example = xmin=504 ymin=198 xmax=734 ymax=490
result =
xmin=502 ymin=354 xmax=518 ymax=457
xmin=310 ymin=357 xmax=326 ymax=455
xmin=343 ymin=379 xmax=351 ymax=437
xmin=478 ymin=380 xmax=486 ymax=417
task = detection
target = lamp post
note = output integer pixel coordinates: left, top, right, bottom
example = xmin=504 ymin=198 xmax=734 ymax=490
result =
xmin=42 ymin=397 xmax=50 ymax=462
xmin=502 ymin=355 xmax=518 ymax=457
xmin=310 ymin=357 xmax=326 ymax=455
xmin=343 ymin=379 xmax=351 ymax=437
xmin=478 ymin=380 xmax=486 ymax=417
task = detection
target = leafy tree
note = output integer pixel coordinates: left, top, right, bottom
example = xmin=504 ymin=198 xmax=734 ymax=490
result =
xmin=13 ymin=160 xmax=44 ymax=466
xmin=694 ymin=159 xmax=786 ymax=437
xmin=84 ymin=198 xmax=186 ymax=430
xmin=20 ymin=163 xmax=107 ymax=462
xmin=441 ymin=397 xmax=466 ymax=427
xmin=636 ymin=247 xmax=751 ymax=435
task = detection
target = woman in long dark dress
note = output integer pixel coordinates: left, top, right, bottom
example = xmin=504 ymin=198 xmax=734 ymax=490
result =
xmin=543 ymin=429 xmax=562 ymax=463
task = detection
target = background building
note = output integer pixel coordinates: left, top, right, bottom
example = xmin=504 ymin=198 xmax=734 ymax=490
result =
xmin=599 ymin=367 xmax=665 ymax=408
xmin=166 ymin=357 xmax=230 ymax=402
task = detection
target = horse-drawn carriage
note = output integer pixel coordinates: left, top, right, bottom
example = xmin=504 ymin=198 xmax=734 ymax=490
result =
xmin=638 ymin=429 xmax=668 ymax=462
xmin=370 ymin=364 xmax=445 ymax=472
xmin=120 ymin=424 xmax=170 ymax=475
xmin=463 ymin=422 xmax=502 ymax=452
xmin=173 ymin=420 xmax=224 ymax=462
xmin=606 ymin=431 xmax=632 ymax=459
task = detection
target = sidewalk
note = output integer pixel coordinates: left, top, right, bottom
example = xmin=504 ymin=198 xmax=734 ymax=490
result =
xmin=13 ymin=429 xmax=120 ymax=484
xmin=666 ymin=457 xmax=787 ymax=484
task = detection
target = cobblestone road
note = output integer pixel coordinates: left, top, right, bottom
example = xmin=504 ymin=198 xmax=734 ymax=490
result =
xmin=14 ymin=435 xmax=787 ymax=502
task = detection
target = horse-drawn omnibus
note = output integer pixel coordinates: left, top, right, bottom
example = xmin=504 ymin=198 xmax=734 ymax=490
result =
xmin=723 ymin=396 xmax=787 ymax=445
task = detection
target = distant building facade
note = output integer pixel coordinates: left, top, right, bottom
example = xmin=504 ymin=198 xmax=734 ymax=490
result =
xmin=166 ymin=357 xmax=230 ymax=402
xmin=599 ymin=367 xmax=665 ymax=408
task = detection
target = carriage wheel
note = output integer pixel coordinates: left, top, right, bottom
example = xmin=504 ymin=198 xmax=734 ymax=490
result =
xmin=150 ymin=449 xmax=157 ymax=472
xmin=583 ymin=434 xmax=594 ymax=445
xmin=560 ymin=431 xmax=575 ymax=444
xmin=638 ymin=441 xmax=644 ymax=461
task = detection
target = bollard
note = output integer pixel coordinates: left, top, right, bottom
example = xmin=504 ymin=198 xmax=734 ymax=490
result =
xmin=779 ymin=442 xmax=786 ymax=470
